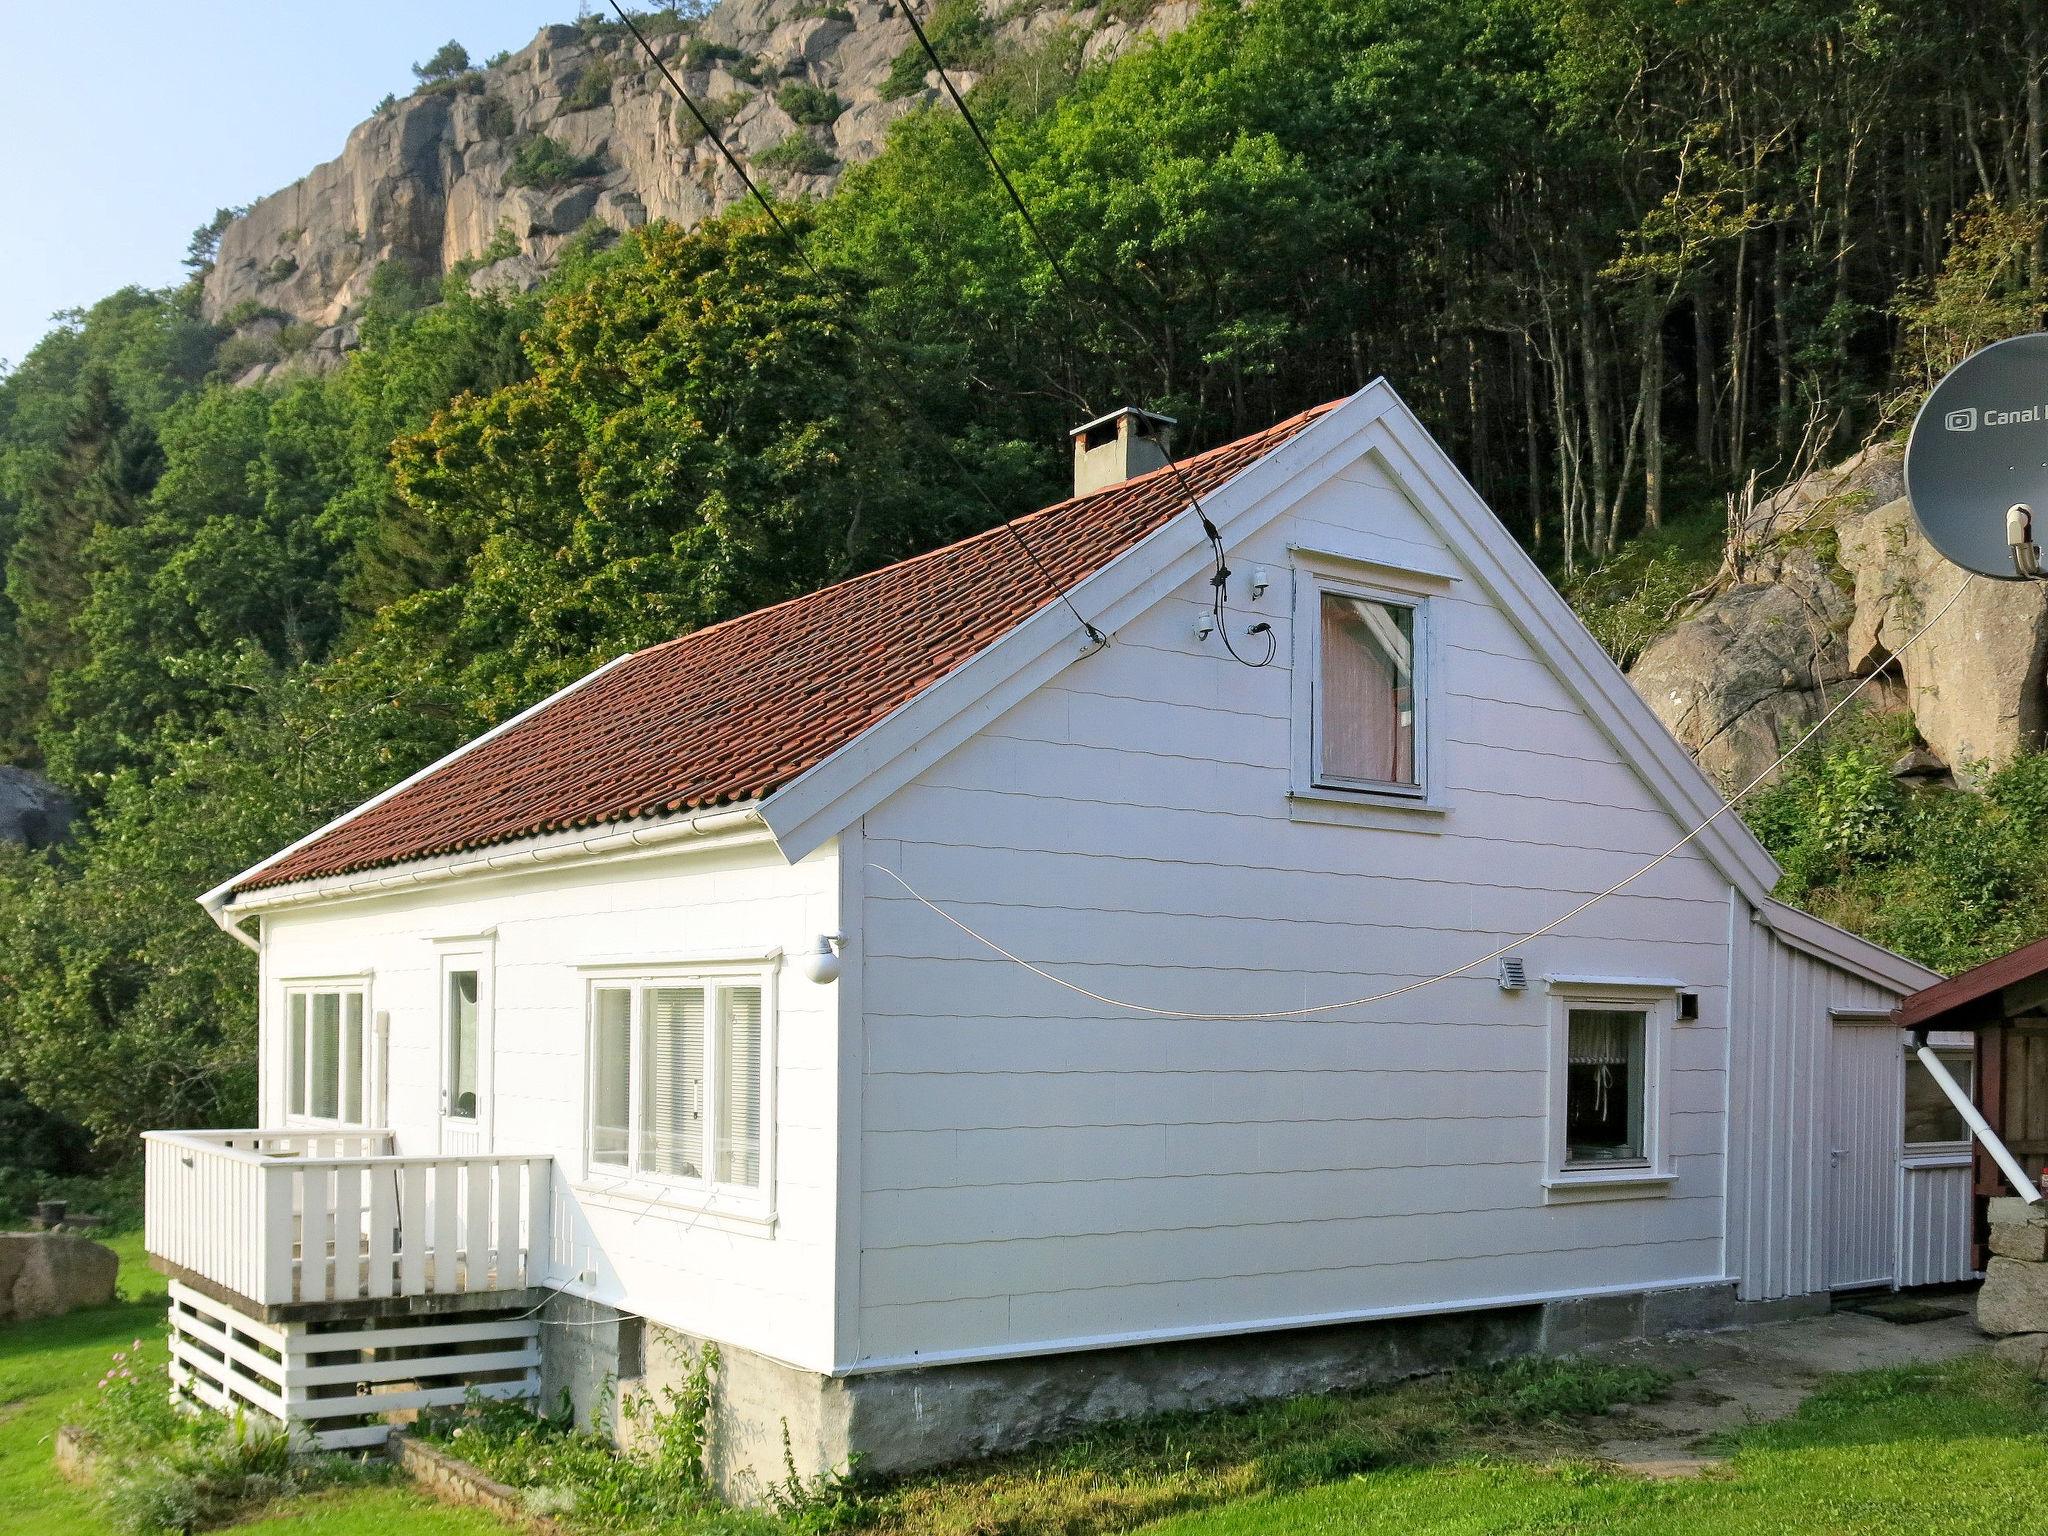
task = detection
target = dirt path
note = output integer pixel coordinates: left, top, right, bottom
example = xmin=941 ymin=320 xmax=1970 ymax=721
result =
xmin=1584 ymin=1297 xmax=1984 ymax=1478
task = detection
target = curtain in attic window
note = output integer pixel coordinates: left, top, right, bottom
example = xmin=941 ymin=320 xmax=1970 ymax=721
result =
xmin=1565 ymin=1008 xmax=1645 ymax=1163
xmin=642 ymin=987 xmax=706 ymax=1179
xmin=716 ymin=986 xmax=764 ymax=1188
xmin=590 ymin=989 xmax=631 ymax=1168
xmin=1320 ymin=593 xmax=1416 ymax=786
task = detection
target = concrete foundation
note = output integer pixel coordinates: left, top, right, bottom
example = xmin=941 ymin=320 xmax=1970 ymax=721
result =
xmin=539 ymin=1280 xmax=1760 ymax=1503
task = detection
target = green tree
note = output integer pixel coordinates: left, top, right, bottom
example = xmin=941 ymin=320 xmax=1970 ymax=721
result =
xmin=412 ymin=40 xmax=471 ymax=85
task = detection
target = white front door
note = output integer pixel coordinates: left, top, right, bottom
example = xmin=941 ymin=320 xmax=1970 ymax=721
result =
xmin=1827 ymin=1020 xmax=1900 ymax=1290
xmin=437 ymin=949 xmax=493 ymax=1154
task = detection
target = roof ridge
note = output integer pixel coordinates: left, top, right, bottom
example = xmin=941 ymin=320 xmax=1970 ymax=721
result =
xmin=639 ymin=400 xmax=1344 ymax=659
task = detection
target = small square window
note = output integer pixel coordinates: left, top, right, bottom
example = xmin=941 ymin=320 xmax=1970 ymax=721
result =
xmin=1905 ymin=1047 xmax=1972 ymax=1146
xmin=1317 ymin=592 xmax=1417 ymax=789
xmin=1565 ymin=1008 xmax=1646 ymax=1165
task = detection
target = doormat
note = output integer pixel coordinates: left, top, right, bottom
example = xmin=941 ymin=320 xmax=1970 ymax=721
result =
xmin=1837 ymin=1295 xmax=1968 ymax=1325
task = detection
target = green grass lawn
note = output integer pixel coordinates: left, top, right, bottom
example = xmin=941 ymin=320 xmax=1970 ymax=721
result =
xmin=0 ymin=1227 xmax=509 ymax=1536
xmin=1141 ymin=1356 xmax=2047 ymax=1536
xmin=5 ymin=1238 xmax=2043 ymax=1536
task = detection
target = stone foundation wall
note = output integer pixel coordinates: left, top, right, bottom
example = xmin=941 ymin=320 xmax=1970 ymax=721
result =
xmin=1977 ymin=1196 xmax=2048 ymax=1376
xmin=540 ymin=1281 xmax=1757 ymax=1504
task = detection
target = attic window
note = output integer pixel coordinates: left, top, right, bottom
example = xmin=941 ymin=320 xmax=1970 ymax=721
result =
xmin=1314 ymin=587 xmax=1422 ymax=794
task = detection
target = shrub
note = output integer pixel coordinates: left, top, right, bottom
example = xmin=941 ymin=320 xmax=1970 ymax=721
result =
xmin=506 ymin=134 xmax=602 ymax=189
xmin=777 ymin=82 xmax=844 ymax=125
xmin=685 ymin=37 xmax=743 ymax=71
xmin=676 ymin=90 xmax=750 ymax=145
xmin=413 ymin=40 xmax=471 ymax=85
xmin=373 ymin=91 xmax=397 ymax=115
xmin=880 ymin=0 xmax=991 ymax=99
xmin=478 ymin=94 xmax=517 ymax=139
xmin=563 ymin=61 xmax=613 ymax=112
xmin=758 ymin=133 xmax=837 ymax=177
xmin=258 ymin=256 xmax=297 ymax=285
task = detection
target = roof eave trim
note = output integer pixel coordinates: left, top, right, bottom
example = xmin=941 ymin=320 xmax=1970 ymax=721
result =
xmin=758 ymin=392 xmax=1386 ymax=862
xmin=1761 ymin=897 xmax=1942 ymax=995
xmin=220 ymin=801 xmax=770 ymax=915
xmin=199 ymin=649 xmax=643 ymax=934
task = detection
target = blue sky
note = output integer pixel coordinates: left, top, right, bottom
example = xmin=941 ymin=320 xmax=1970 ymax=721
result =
xmin=0 ymin=0 xmax=577 ymax=370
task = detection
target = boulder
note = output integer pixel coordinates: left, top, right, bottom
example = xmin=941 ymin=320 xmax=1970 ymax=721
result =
xmin=1977 ymin=1255 xmax=2048 ymax=1336
xmin=1989 ymin=1199 xmax=2048 ymax=1262
xmin=0 ymin=1233 xmax=118 ymax=1322
xmin=1628 ymin=580 xmax=1858 ymax=791
xmin=0 ymin=766 xmax=73 ymax=849
xmin=1990 ymin=1332 xmax=2048 ymax=1378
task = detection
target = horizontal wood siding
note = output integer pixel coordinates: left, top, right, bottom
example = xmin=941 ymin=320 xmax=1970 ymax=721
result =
xmin=261 ymin=836 xmax=842 ymax=1372
xmin=854 ymin=456 xmax=1741 ymax=1365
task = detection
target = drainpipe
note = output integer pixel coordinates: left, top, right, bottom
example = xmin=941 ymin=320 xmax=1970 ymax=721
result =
xmin=1915 ymin=1030 xmax=2042 ymax=1204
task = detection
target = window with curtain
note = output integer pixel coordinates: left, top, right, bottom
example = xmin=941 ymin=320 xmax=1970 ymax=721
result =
xmin=1564 ymin=1008 xmax=1645 ymax=1163
xmin=446 ymin=970 xmax=479 ymax=1119
xmin=1905 ymin=1047 xmax=1972 ymax=1146
xmin=1318 ymin=591 xmax=1417 ymax=789
xmin=586 ymin=975 xmax=769 ymax=1198
xmin=285 ymin=985 xmax=365 ymax=1124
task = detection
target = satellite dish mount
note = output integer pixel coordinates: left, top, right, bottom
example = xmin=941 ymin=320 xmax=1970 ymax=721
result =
xmin=2011 ymin=503 xmax=2047 ymax=579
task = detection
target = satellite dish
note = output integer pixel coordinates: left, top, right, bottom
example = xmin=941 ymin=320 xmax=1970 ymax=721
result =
xmin=1906 ymin=331 xmax=2048 ymax=579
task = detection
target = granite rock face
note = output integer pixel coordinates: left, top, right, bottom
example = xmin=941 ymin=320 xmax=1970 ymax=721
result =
xmin=1628 ymin=441 xmax=2048 ymax=789
xmin=200 ymin=1 xmax=1194 ymax=358
xmin=0 ymin=766 xmax=73 ymax=849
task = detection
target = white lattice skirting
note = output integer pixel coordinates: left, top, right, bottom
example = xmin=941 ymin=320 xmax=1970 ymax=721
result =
xmin=166 ymin=1280 xmax=540 ymax=1450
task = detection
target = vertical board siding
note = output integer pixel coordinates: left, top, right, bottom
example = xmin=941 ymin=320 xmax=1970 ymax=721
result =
xmin=1897 ymin=1161 xmax=1974 ymax=1287
xmin=260 ymin=836 xmax=842 ymax=1372
xmin=856 ymin=458 xmax=1746 ymax=1365
xmin=1728 ymin=918 xmax=1905 ymax=1301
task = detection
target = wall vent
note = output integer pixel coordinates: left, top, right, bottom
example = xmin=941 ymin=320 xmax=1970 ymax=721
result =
xmin=1497 ymin=957 xmax=1527 ymax=991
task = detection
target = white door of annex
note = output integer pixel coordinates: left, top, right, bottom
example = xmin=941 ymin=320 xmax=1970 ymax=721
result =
xmin=1827 ymin=1016 xmax=1902 ymax=1291
xmin=436 ymin=941 xmax=495 ymax=1155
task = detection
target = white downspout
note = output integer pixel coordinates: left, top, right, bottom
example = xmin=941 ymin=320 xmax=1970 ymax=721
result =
xmin=1916 ymin=1042 xmax=2042 ymax=1204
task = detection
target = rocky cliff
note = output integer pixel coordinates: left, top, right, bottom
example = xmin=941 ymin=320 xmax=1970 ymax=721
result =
xmin=201 ymin=0 xmax=1190 ymax=378
xmin=1628 ymin=444 xmax=2048 ymax=791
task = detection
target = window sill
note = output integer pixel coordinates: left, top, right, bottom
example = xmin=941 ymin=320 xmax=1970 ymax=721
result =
xmin=1901 ymin=1149 xmax=1973 ymax=1171
xmin=1287 ymin=787 xmax=1448 ymax=833
xmin=572 ymin=1178 xmax=777 ymax=1236
xmin=1542 ymin=1168 xmax=1675 ymax=1204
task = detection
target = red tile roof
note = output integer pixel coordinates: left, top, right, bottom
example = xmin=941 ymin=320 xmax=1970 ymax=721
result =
xmin=236 ymin=402 xmax=1340 ymax=895
xmin=1893 ymin=931 xmax=2048 ymax=1031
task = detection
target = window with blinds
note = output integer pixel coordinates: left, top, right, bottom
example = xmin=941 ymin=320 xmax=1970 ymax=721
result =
xmin=1564 ymin=1008 xmax=1646 ymax=1164
xmin=586 ymin=974 xmax=769 ymax=1198
xmin=284 ymin=985 xmax=365 ymax=1125
xmin=1317 ymin=590 xmax=1419 ymax=791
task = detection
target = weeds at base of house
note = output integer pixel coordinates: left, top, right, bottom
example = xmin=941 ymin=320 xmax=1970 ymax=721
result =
xmin=73 ymin=1339 xmax=383 ymax=1535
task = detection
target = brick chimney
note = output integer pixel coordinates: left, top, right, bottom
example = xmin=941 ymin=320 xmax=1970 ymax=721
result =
xmin=1070 ymin=407 xmax=1177 ymax=497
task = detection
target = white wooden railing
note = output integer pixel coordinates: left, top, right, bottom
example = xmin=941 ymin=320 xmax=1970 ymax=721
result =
xmin=144 ymin=1129 xmax=551 ymax=1309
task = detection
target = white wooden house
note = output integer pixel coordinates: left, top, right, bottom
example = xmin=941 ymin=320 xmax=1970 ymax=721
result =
xmin=143 ymin=383 xmax=1965 ymax=1487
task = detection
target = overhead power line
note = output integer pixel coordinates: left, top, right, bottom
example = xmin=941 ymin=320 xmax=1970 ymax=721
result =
xmin=875 ymin=573 xmax=1975 ymax=1020
xmin=606 ymin=0 xmax=1106 ymax=649
xmin=885 ymin=0 xmax=1274 ymax=666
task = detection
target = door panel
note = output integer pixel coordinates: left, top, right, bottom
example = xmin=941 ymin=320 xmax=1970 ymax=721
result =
xmin=1827 ymin=1022 xmax=1900 ymax=1290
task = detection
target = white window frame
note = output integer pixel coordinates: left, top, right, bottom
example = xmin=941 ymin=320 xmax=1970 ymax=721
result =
xmin=577 ymin=959 xmax=777 ymax=1221
xmin=435 ymin=936 xmax=495 ymax=1147
xmin=1287 ymin=549 xmax=1450 ymax=827
xmin=279 ymin=975 xmax=372 ymax=1129
xmin=1542 ymin=981 xmax=1677 ymax=1202
xmin=1902 ymin=1040 xmax=1975 ymax=1157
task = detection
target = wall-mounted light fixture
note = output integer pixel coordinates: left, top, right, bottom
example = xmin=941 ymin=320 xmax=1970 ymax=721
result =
xmin=1193 ymin=612 xmax=1216 ymax=642
xmin=1250 ymin=566 xmax=1271 ymax=600
xmin=800 ymin=934 xmax=844 ymax=984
